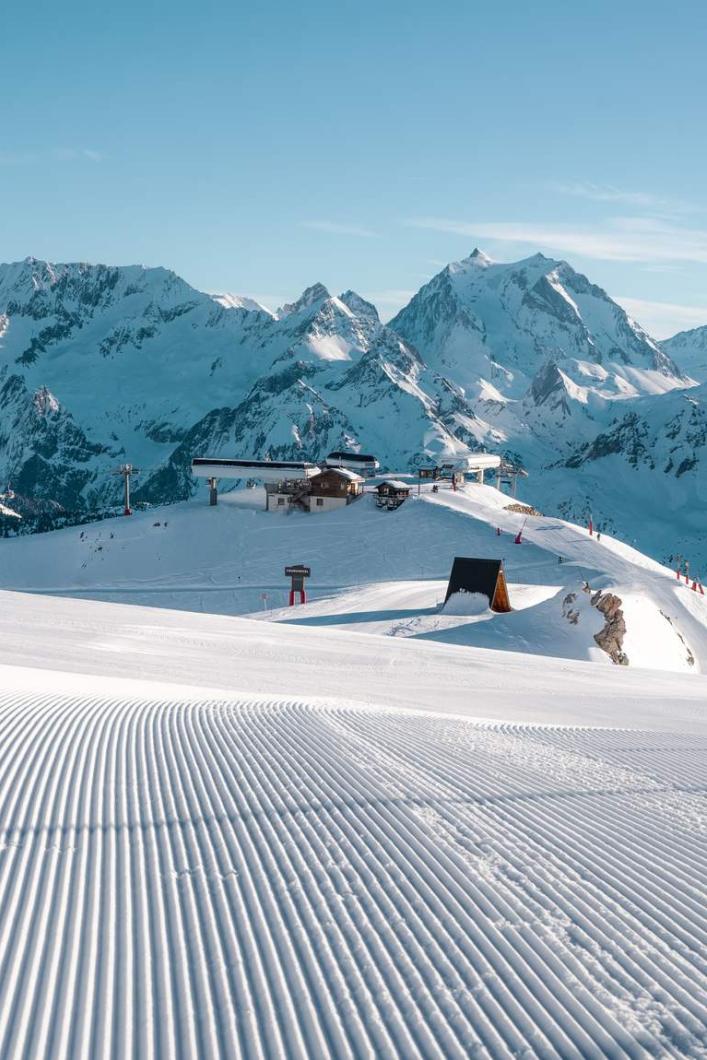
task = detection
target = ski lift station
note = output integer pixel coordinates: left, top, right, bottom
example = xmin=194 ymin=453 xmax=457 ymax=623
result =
xmin=191 ymin=450 xmax=514 ymax=513
xmin=191 ymin=457 xmax=365 ymax=513
xmin=447 ymin=453 xmax=501 ymax=483
xmin=325 ymin=450 xmax=379 ymax=476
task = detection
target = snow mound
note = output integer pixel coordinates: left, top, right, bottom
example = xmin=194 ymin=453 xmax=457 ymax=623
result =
xmin=442 ymin=590 xmax=490 ymax=615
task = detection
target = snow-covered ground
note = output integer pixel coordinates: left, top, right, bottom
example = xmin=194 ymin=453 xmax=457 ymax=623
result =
xmin=0 ymin=482 xmax=706 ymax=1056
xmin=4 ymin=481 xmax=706 ymax=673
xmin=0 ymin=600 xmax=705 ymax=1057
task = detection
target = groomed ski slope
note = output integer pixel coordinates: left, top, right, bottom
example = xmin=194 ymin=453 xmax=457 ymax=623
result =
xmin=0 ymin=666 xmax=704 ymax=1058
xmin=0 ymin=592 xmax=705 ymax=1057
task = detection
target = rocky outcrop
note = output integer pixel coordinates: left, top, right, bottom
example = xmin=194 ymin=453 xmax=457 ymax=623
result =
xmin=590 ymin=590 xmax=628 ymax=665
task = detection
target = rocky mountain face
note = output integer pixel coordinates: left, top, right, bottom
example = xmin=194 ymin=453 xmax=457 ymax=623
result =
xmin=0 ymin=258 xmax=479 ymax=521
xmin=663 ymin=326 xmax=707 ymax=384
xmin=1 ymin=251 xmax=706 ymax=567
xmin=390 ymin=249 xmax=686 ymax=401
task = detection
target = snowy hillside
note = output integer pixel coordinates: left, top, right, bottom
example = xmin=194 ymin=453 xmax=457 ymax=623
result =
xmin=4 ymin=479 xmax=707 ymax=676
xmin=0 ymin=477 xmax=706 ymax=1055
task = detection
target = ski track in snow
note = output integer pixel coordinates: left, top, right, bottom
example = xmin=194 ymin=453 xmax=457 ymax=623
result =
xmin=0 ymin=686 xmax=705 ymax=1059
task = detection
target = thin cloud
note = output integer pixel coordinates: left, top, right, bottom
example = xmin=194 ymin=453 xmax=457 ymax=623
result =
xmin=405 ymin=216 xmax=707 ymax=265
xmin=616 ymin=296 xmax=707 ymax=340
xmin=364 ymin=288 xmax=415 ymax=305
xmin=300 ymin=220 xmax=378 ymax=238
xmin=0 ymin=147 xmax=103 ymax=165
xmin=549 ymin=181 xmax=691 ymax=214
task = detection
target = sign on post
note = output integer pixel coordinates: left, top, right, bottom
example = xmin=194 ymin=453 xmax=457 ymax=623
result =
xmin=285 ymin=565 xmax=311 ymax=606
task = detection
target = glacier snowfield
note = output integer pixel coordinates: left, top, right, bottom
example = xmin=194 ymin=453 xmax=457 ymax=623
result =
xmin=0 ymin=483 xmax=706 ymax=1057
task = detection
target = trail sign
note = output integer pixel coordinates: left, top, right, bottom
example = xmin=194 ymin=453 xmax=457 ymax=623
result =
xmin=285 ymin=565 xmax=310 ymax=606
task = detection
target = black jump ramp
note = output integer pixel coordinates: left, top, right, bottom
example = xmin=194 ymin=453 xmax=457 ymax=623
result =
xmin=443 ymin=557 xmax=511 ymax=612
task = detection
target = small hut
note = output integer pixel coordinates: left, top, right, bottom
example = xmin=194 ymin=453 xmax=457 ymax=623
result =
xmin=375 ymin=480 xmax=411 ymax=510
xmin=443 ymin=557 xmax=512 ymax=613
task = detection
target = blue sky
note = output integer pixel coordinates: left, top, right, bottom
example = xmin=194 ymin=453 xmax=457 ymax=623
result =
xmin=2 ymin=0 xmax=707 ymax=336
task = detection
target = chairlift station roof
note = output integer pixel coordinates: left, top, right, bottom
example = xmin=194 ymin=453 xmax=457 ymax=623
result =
xmin=191 ymin=458 xmax=321 ymax=482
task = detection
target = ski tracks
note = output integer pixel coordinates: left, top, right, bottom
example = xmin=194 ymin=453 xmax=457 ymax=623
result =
xmin=0 ymin=689 xmax=704 ymax=1058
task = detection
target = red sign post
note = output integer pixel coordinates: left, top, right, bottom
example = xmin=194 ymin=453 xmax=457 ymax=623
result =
xmin=285 ymin=565 xmax=311 ymax=606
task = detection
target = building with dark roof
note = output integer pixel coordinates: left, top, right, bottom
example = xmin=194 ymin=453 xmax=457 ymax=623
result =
xmin=443 ymin=557 xmax=512 ymax=613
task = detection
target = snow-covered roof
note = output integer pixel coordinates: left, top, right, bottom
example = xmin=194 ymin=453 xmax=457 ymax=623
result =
xmin=379 ymin=479 xmax=410 ymax=490
xmin=320 ymin=466 xmax=364 ymax=482
xmin=191 ymin=458 xmax=320 ymax=482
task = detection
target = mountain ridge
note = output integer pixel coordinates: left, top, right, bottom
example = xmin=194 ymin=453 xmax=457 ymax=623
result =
xmin=1 ymin=251 xmax=706 ymax=568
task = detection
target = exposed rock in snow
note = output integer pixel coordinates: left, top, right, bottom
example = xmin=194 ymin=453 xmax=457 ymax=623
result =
xmin=591 ymin=589 xmax=629 ymax=665
xmin=663 ymin=323 xmax=707 ymax=383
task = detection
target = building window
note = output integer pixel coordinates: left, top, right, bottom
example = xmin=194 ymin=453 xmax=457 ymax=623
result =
xmin=315 ymin=497 xmax=324 ymax=506
xmin=277 ymin=497 xmax=285 ymax=506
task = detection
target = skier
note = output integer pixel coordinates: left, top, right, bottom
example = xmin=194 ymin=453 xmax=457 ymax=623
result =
xmin=596 ymin=529 xmax=602 ymax=542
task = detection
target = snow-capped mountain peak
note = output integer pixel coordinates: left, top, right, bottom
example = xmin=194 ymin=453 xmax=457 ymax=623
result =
xmin=278 ymin=282 xmax=331 ymax=317
xmin=338 ymin=290 xmax=380 ymax=324
xmin=451 ymin=247 xmax=494 ymax=271
xmin=211 ymin=292 xmax=275 ymax=316
xmin=391 ymin=250 xmax=688 ymax=401
xmin=663 ymin=324 xmax=707 ymax=384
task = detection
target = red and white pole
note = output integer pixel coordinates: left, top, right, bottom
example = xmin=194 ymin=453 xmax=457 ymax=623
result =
xmin=123 ymin=468 xmax=132 ymax=516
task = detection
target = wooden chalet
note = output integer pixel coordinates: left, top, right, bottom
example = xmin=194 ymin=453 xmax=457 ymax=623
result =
xmin=265 ymin=466 xmax=364 ymax=513
xmin=308 ymin=467 xmax=364 ymax=511
xmin=443 ymin=557 xmax=512 ymax=613
xmin=375 ymin=479 xmax=411 ymax=510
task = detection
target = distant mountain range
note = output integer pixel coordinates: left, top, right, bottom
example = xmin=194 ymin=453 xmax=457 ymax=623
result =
xmin=1 ymin=250 xmax=706 ymax=567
